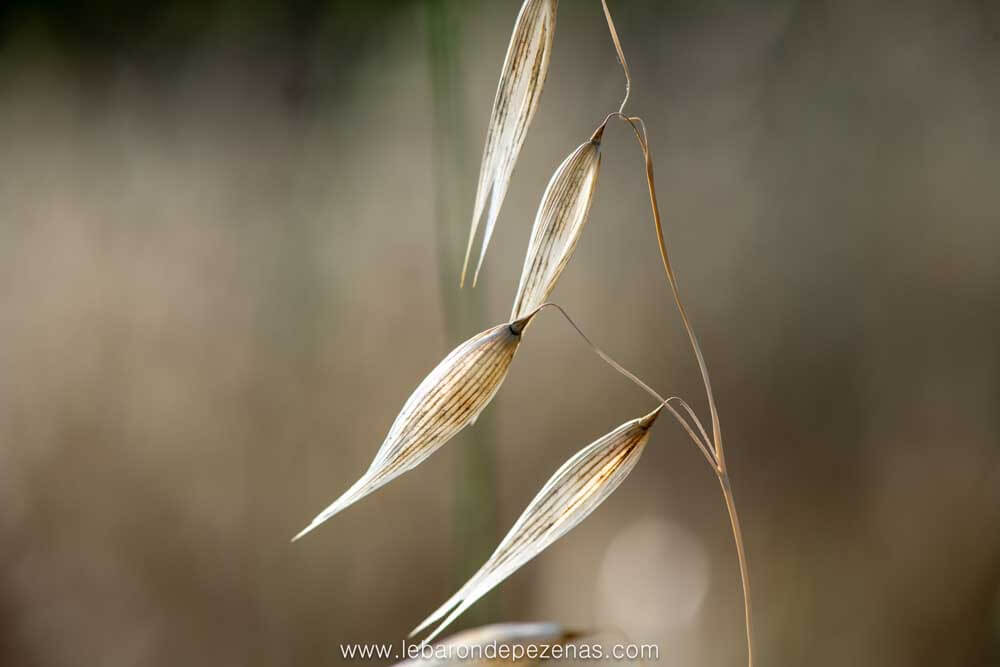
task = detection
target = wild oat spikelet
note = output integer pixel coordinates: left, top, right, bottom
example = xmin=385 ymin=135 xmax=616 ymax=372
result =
xmin=510 ymin=127 xmax=602 ymax=321
xmin=463 ymin=0 xmax=558 ymax=287
xmin=292 ymin=314 xmax=536 ymax=542
xmin=411 ymin=405 xmax=662 ymax=643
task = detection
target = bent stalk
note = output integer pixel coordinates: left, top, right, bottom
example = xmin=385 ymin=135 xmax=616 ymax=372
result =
xmin=598 ymin=3 xmax=755 ymax=665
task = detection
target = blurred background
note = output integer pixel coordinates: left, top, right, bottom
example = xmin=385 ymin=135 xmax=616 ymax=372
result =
xmin=1 ymin=0 xmax=998 ymax=665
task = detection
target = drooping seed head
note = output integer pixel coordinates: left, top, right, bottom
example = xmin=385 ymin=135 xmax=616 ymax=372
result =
xmin=292 ymin=316 xmax=536 ymax=542
xmin=510 ymin=135 xmax=601 ymax=321
xmin=412 ymin=405 xmax=662 ymax=643
xmin=464 ymin=0 xmax=559 ymax=287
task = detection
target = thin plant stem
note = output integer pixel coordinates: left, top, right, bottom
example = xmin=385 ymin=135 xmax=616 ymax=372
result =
xmin=621 ymin=111 xmax=755 ymax=667
xmin=596 ymin=3 xmax=754 ymax=665
xmin=720 ymin=474 xmax=754 ymax=667
xmin=600 ymin=0 xmax=631 ymax=113
xmin=626 ymin=107 xmax=755 ymax=667
xmin=522 ymin=302 xmax=718 ymax=470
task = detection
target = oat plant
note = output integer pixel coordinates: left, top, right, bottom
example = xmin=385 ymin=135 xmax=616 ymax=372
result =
xmin=294 ymin=2 xmax=755 ymax=665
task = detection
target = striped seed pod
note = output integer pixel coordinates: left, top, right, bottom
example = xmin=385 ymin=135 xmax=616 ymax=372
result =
xmin=463 ymin=0 xmax=558 ymax=287
xmin=510 ymin=128 xmax=603 ymax=321
xmin=412 ymin=405 xmax=662 ymax=643
xmin=292 ymin=314 xmax=536 ymax=542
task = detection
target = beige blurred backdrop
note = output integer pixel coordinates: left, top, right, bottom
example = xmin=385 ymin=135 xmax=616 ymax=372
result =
xmin=1 ymin=1 xmax=998 ymax=665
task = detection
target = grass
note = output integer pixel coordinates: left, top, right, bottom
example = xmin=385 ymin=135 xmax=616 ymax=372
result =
xmin=294 ymin=2 xmax=756 ymax=664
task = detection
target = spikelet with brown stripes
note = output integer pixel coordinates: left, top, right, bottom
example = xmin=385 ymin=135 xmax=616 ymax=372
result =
xmin=292 ymin=314 xmax=536 ymax=542
xmin=411 ymin=405 xmax=662 ymax=643
xmin=463 ymin=0 xmax=558 ymax=287
xmin=510 ymin=127 xmax=602 ymax=321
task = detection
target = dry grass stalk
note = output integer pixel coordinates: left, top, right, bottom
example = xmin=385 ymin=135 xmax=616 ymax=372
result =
xmin=593 ymin=2 xmax=755 ymax=663
xmin=411 ymin=406 xmax=662 ymax=644
xmin=462 ymin=0 xmax=558 ymax=287
xmin=292 ymin=313 xmax=536 ymax=542
xmin=509 ymin=128 xmax=602 ymax=321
